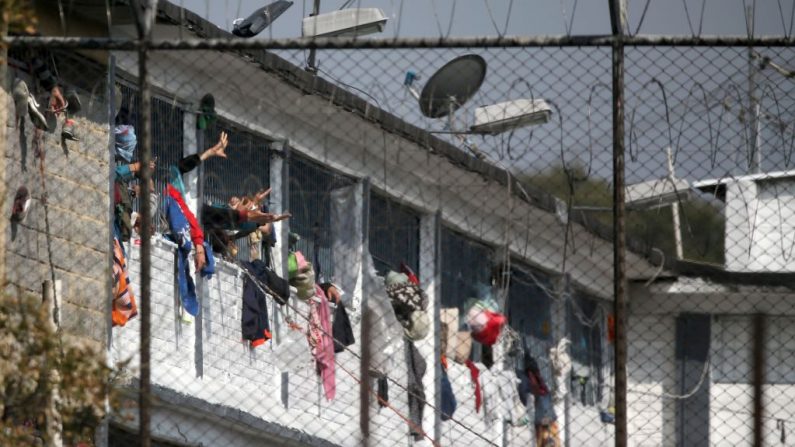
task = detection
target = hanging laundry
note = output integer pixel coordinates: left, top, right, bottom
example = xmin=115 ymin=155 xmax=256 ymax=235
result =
xmin=440 ymin=363 xmax=457 ymax=421
xmin=385 ymin=272 xmax=428 ymax=317
xmin=307 ymin=286 xmax=336 ymax=400
xmin=289 ymin=251 xmax=318 ymax=301
xmin=241 ymin=260 xmax=275 ymax=348
xmin=165 ymin=184 xmax=204 ymax=249
xmin=525 ymin=352 xmax=550 ymax=397
xmin=607 ymin=313 xmax=616 ymax=344
xmin=385 ymin=270 xmax=430 ymax=344
xmin=377 ymin=376 xmax=389 ymax=408
xmin=399 ymin=262 xmax=419 ymax=285
xmin=243 ymin=258 xmax=289 ymax=305
xmin=441 ymin=307 xmax=459 ymax=356
xmin=535 ymin=420 xmax=561 ymax=447
xmin=534 ymin=393 xmax=557 ymax=425
xmin=403 ymin=310 xmax=430 ymax=341
xmin=332 ymin=299 xmax=355 ymax=353
xmin=453 ymin=331 xmax=473 ymax=364
xmin=164 ymin=187 xmax=214 ymax=316
xmin=464 ymin=360 xmax=482 ymax=413
xmin=549 ymin=337 xmax=572 ymax=403
xmin=405 ymin=338 xmax=427 ymax=440
xmin=112 ymin=238 xmax=138 ymax=326
xmin=481 ymin=368 xmax=520 ymax=427
xmin=465 ymin=299 xmax=506 ymax=346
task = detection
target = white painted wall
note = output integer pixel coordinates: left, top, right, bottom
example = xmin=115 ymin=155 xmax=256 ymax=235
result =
xmin=110 ymin=44 xmax=660 ymax=301
xmin=723 ymin=177 xmax=795 ymax=272
xmin=114 ymin=240 xmax=419 ymax=446
xmin=102 ymin=22 xmax=667 ymax=447
xmin=626 ymin=283 xmax=795 ymax=447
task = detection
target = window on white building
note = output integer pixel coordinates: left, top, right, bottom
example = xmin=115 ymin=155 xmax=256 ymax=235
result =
xmin=368 ymin=192 xmax=420 ymax=276
xmin=288 ymin=154 xmax=355 ymax=280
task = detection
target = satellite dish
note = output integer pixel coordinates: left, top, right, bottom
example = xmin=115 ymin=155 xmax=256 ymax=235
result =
xmin=232 ymin=1 xmax=293 ymax=38
xmin=419 ymin=54 xmax=487 ymax=118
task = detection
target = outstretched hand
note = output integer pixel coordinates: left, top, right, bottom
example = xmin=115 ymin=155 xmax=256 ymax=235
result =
xmin=247 ymin=210 xmax=291 ymax=225
xmin=194 ymin=244 xmax=207 ymax=271
xmin=206 ymin=131 xmax=229 ymax=159
xmin=49 ymin=86 xmax=67 ymax=114
xmin=254 ymin=187 xmax=272 ymax=204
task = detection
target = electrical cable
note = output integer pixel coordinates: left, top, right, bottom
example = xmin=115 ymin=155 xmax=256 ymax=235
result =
xmin=483 ymin=0 xmax=514 ymax=37
xmin=233 ymin=260 xmax=499 ymax=446
xmin=633 ymin=0 xmax=652 ymax=36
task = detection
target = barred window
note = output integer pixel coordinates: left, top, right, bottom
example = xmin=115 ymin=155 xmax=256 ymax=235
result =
xmin=567 ymin=293 xmax=607 ymax=406
xmin=117 ymin=81 xmax=185 ymax=234
xmin=201 ymin=119 xmax=272 ymax=261
xmin=440 ymin=227 xmax=493 ymax=327
xmin=288 ymin=154 xmax=355 ymax=280
xmin=368 ymin=192 xmax=421 ymax=276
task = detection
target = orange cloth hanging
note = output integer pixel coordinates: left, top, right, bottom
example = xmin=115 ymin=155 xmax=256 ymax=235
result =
xmin=112 ymin=239 xmax=138 ymax=326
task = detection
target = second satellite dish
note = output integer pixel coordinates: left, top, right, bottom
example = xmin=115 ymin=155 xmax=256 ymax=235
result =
xmin=419 ymin=54 xmax=487 ymax=118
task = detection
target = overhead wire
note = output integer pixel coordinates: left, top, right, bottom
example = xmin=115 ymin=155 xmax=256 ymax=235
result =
xmin=633 ymin=0 xmax=652 ymax=35
xmin=483 ymin=0 xmax=514 ymax=37
xmin=776 ymin=0 xmax=795 ymax=38
xmin=429 ymin=0 xmax=457 ymax=39
xmin=233 ymin=259 xmax=499 ymax=446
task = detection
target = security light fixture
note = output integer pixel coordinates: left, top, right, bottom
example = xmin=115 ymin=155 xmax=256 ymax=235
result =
xmin=302 ymin=8 xmax=387 ymax=37
xmin=625 ymin=177 xmax=690 ymax=210
xmin=469 ymin=99 xmax=552 ymax=135
xmin=232 ymin=1 xmax=293 ymax=38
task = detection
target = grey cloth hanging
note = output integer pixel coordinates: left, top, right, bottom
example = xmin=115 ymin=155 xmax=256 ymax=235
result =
xmin=405 ymin=338 xmax=426 ymax=440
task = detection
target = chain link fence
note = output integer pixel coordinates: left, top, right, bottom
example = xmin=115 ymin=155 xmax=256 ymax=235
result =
xmin=2 ymin=2 xmax=795 ymax=447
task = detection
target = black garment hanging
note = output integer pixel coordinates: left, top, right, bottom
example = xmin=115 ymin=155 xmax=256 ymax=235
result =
xmin=241 ymin=260 xmax=272 ymax=347
xmin=332 ymin=302 xmax=355 ymax=353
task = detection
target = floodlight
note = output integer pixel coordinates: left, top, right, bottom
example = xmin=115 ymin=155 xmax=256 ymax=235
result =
xmin=469 ymin=99 xmax=552 ymax=135
xmin=232 ymin=1 xmax=293 ymax=38
xmin=625 ymin=177 xmax=690 ymax=209
xmin=302 ymin=8 xmax=387 ymax=37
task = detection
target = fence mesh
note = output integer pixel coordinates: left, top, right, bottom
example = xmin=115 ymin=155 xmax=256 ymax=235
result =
xmin=2 ymin=3 xmax=795 ymax=447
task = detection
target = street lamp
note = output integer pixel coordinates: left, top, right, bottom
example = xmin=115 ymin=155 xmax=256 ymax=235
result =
xmin=304 ymin=1 xmax=388 ymax=72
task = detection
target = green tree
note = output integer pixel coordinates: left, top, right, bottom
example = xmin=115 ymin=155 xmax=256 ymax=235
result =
xmin=0 ymin=292 xmax=116 ymax=446
xmin=522 ymin=165 xmax=725 ymax=264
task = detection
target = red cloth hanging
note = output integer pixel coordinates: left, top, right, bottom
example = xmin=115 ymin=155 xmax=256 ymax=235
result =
xmin=464 ymin=360 xmax=482 ymax=413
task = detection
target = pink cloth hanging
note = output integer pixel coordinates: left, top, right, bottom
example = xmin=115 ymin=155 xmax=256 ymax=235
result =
xmin=307 ymin=285 xmax=336 ymax=400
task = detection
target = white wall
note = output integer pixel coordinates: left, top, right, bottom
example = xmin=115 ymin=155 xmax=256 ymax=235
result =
xmin=626 ymin=282 xmax=795 ymax=446
xmin=724 ymin=177 xmax=795 ymax=272
xmin=112 ymin=239 xmax=579 ymax=446
xmin=114 ymin=240 xmax=416 ymax=446
xmin=103 ymin=24 xmax=667 ymax=447
xmin=110 ymin=46 xmax=660 ymax=301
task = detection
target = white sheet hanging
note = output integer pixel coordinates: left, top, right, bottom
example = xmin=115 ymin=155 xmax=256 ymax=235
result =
xmin=330 ymin=182 xmax=363 ymax=309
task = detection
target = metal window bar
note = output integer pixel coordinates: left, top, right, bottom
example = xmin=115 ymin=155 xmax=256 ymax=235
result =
xmin=440 ymin=227 xmax=494 ymax=314
xmin=368 ymin=192 xmax=421 ymax=276
xmin=567 ymin=293 xmax=607 ymax=406
xmin=287 ymin=153 xmax=355 ymax=281
xmin=203 ymin=119 xmax=272 ymax=262
xmin=116 ymin=82 xmax=184 ymax=235
xmin=440 ymin=227 xmax=496 ymax=364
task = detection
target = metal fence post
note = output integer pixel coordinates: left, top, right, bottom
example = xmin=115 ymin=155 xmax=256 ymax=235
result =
xmin=134 ymin=1 xmax=156 ymax=445
xmin=611 ymin=31 xmax=629 ymax=447
xmin=96 ymin=54 xmax=118 ymax=447
xmin=433 ymin=210 xmax=443 ymax=444
xmin=752 ymin=313 xmax=766 ymax=447
xmin=360 ymin=178 xmax=371 ymax=445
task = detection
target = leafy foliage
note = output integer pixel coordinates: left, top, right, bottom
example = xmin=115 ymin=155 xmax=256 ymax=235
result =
xmin=0 ymin=292 xmax=114 ymax=446
xmin=522 ymin=165 xmax=725 ymax=264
